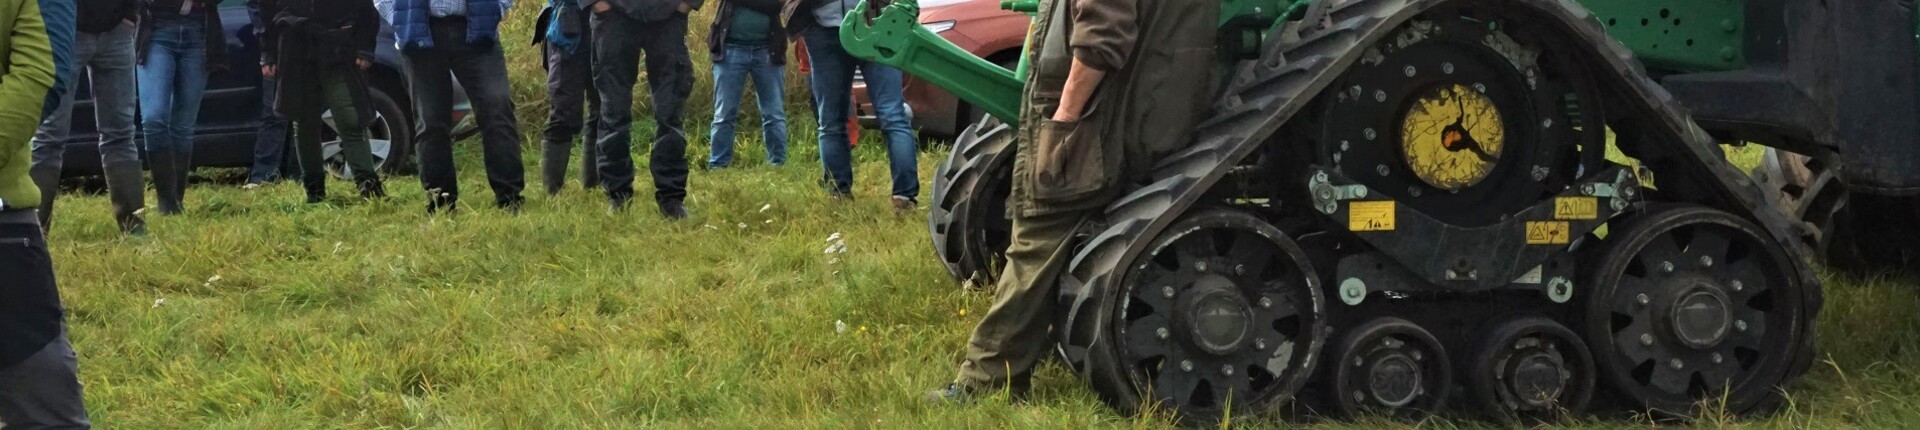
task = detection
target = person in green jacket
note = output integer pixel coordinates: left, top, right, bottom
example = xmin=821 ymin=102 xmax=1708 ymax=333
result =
xmin=0 ymin=0 xmax=94 ymax=426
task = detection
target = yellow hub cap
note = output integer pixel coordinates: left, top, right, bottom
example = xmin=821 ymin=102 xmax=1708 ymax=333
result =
xmin=1398 ymin=84 xmax=1507 ymax=190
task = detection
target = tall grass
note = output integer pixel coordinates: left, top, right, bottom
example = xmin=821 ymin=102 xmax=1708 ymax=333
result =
xmin=39 ymin=2 xmax=1920 ymax=429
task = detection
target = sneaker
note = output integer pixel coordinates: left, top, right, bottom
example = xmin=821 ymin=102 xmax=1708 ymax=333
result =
xmin=926 ymin=383 xmax=976 ymax=405
xmin=242 ymin=182 xmax=263 ymax=190
xmin=891 ymin=196 xmax=916 ymax=216
xmin=926 ymin=378 xmax=1031 ymax=405
xmin=659 ymin=200 xmax=689 ymax=220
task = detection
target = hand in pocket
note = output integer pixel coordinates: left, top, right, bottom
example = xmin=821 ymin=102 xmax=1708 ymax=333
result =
xmin=1031 ymin=118 xmax=1108 ymax=202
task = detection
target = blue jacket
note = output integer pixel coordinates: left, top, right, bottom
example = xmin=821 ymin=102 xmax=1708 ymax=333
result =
xmin=37 ymin=0 xmax=71 ymax=119
xmin=385 ymin=0 xmax=504 ymax=50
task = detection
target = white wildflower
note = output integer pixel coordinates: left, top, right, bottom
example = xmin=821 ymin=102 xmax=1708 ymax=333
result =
xmin=759 ymin=204 xmax=772 ymax=213
xmin=152 ymin=298 xmax=166 ymax=308
xmin=835 ymin=320 xmax=849 ymax=334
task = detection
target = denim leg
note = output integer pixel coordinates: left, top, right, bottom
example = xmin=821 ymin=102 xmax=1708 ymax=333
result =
xmin=29 ymin=60 xmax=76 ymax=173
xmin=804 ymin=29 xmax=856 ymax=195
xmin=449 ymin=39 xmax=525 ymax=208
xmin=858 ymin=61 xmax=920 ymax=201
xmin=92 ymin=24 xmax=141 ymax=168
xmin=591 ymin=12 xmax=642 ymax=202
xmin=167 ymin=25 xmax=209 ymax=172
xmin=748 ymin=52 xmax=789 ymax=166
xmin=707 ymin=46 xmax=749 ymax=169
xmin=137 ymin=29 xmax=180 ymax=157
xmin=643 ymin=15 xmax=693 ymax=204
xmin=250 ymin=75 xmax=291 ymax=183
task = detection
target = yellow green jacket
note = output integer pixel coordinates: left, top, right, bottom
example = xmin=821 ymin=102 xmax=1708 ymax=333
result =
xmin=0 ymin=0 xmax=54 ymax=211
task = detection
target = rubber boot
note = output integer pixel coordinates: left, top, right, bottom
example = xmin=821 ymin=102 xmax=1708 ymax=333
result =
xmin=581 ymin=127 xmax=600 ymax=189
xmin=103 ymin=161 xmax=148 ymax=235
xmin=171 ymin=149 xmax=192 ymax=211
xmin=541 ymin=140 xmax=570 ymax=196
xmin=147 ymin=150 xmax=183 ymax=215
xmin=28 ymin=164 xmax=60 ymax=231
xmin=301 ymin=168 xmax=327 ymax=204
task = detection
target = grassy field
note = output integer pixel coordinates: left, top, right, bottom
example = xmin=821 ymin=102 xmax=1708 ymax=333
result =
xmin=38 ymin=3 xmax=1920 ymax=429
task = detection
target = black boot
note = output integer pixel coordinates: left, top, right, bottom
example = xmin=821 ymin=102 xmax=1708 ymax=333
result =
xmin=103 ymin=161 xmax=148 ymax=235
xmin=303 ymin=172 xmax=327 ymax=204
xmin=541 ymin=140 xmax=570 ymax=196
xmin=147 ymin=150 xmax=183 ymax=215
xmin=357 ymin=175 xmax=387 ymax=199
xmin=28 ymin=164 xmax=60 ymax=230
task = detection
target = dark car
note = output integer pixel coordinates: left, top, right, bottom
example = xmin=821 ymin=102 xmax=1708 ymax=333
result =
xmin=59 ymin=2 xmax=474 ymax=178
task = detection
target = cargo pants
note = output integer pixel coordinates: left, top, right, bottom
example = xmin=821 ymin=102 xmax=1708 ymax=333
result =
xmin=954 ymin=209 xmax=1087 ymax=388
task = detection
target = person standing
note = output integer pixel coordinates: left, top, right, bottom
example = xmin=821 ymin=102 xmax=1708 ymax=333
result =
xmin=138 ymin=0 xmax=227 ymax=216
xmin=533 ymin=0 xmax=599 ymax=195
xmin=377 ymin=0 xmax=524 ymax=214
xmin=586 ymin=0 xmax=699 ymax=218
xmin=1 ymin=0 xmax=93 ymax=426
xmin=27 ymin=0 xmax=145 ymax=235
xmin=782 ymin=0 xmax=916 ymax=212
xmin=260 ymin=0 xmax=386 ymax=204
xmin=927 ymin=0 xmax=1219 ymax=402
xmin=704 ymin=0 xmax=787 ymax=169
xmin=244 ymin=0 xmax=294 ymax=187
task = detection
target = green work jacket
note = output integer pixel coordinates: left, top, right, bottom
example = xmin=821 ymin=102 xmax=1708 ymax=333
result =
xmin=1009 ymin=0 xmax=1219 ymax=217
xmin=0 ymin=0 xmax=54 ymax=211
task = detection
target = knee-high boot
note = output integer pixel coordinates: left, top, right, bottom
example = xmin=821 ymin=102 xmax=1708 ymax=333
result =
xmin=541 ymin=140 xmax=570 ymax=196
xmin=147 ymin=150 xmax=183 ymax=215
xmin=103 ymin=161 xmax=148 ymax=235
xmin=28 ymin=164 xmax=60 ymax=230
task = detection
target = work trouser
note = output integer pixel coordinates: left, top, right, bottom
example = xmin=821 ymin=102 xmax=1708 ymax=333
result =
xmin=0 ymin=220 xmax=91 ymax=429
xmin=403 ymin=16 xmax=526 ymax=211
xmin=31 ymin=23 xmax=144 ymax=232
xmin=955 ymin=209 xmax=1087 ymax=388
xmin=291 ymin=65 xmax=379 ymax=195
xmin=590 ymin=11 xmax=693 ymax=206
xmin=542 ymin=33 xmax=601 ymax=195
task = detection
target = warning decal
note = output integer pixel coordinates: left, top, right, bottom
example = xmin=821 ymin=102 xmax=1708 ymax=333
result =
xmin=1349 ymin=201 xmax=1396 ymax=232
xmin=1554 ymin=197 xmax=1599 ymax=220
xmin=1526 ymin=221 xmax=1572 ymax=245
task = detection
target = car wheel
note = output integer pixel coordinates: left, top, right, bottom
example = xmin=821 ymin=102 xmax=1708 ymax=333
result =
xmin=321 ymin=87 xmax=414 ymax=179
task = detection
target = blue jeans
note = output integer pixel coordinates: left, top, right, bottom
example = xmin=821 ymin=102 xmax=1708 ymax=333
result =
xmin=248 ymin=75 xmax=293 ymax=184
xmin=708 ymin=43 xmax=788 ymax=168
xmin=137 ymin=21 xmax=209 ymax=165
xmin=802 ymin=28 xmax=918 ymax=200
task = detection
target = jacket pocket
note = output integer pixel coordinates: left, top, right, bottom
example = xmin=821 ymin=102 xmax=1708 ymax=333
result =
xmin=1030 ymin=117 xmax=1110 ymax=203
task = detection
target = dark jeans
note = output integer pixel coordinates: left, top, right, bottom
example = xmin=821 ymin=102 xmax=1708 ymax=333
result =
xmin=402 ymin=17 xmax=524 ymax=210
xmin=591 ymin=11 xmax=693 ymax=205
xmin=802 ymin=28 xmax=919 ymax=200
xmin=249 ymin=75 xmax=294 ymax=184
xmin=543 ymin=35 xmax=600 ymax=191
xmin=293 ymin=66 xmax=378 ymax=189
xmin=0 ymin=222 xmax=91 ymax=429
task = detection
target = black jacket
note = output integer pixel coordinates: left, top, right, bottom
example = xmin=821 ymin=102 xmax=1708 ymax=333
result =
xmin=579 ymin=0 xmax=704 ymax=23
xmin=257 ymin=0 xmax=378 ymax=120
xmin=707 ymin=0 xmax=785 ymax=65
xmin=79 ymin=0 xmax=143 ymax=33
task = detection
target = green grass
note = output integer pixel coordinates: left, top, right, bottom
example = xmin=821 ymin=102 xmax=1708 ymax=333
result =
xmin=39 ymin=4 xmax=1920 ymax=429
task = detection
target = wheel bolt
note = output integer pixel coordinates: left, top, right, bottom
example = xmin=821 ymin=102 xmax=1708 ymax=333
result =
xmin=1636 ymin=293 xmax=1650 ymax=306
xmin=1234 ymin=265 xmax=1247 ymax=276
xmin=1196 ymin=261 xmax=1208 ymax=272
xmin=1163 ymin=286 xmax=1176 ymax=298
xmin=1669 ymin=359 xmax=1684 ymax=370
xmin=1736 ymin=320 xmax=1748 ymax=332
xmin=1156 ymin=327 xmax=1170 ymax=340
xmin=1712 ymin=353 xmax=1724 ymax=364
xmin=1259 ymin=297 xmax=1273 ymax=309
xmin=1181 ymin=360 xmax=1194 ymax=372
xmin=1222 ymin=365 xmax=1235 ymax=376
xmin=1255 ymin=339 xmax=1268 ymax=350
xmin=1730 ymin=280 xmax=1744 ymax=292
xmin=1660 ymin=261 xmax=1676 ymax=273
xmin=1700 ymin=255 xmax=1714 ymax=267
xmin=1412 ymin=350 xmax=1424 ymax=361
xmin=1640 ymin=334 xmax=1654 ymax=346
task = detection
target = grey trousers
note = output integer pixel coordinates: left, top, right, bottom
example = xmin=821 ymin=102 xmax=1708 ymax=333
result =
xmin=32 ymin=23 xmax=140 ymax=171
xmin=0 ymin=333 xmax=89 ymax=430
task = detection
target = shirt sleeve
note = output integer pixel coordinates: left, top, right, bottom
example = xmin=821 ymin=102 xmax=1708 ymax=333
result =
xmin=35 ymin=0 xmax=72 ymax=119
xmin=2 ymin=0 xmax=58 ymax=177
xmin=1068 ymin=0 xmax=1137 ymax=72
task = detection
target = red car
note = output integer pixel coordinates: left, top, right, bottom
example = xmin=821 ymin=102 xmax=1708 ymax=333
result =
xmin=850 ymin=0 xmax=1028 ymax=138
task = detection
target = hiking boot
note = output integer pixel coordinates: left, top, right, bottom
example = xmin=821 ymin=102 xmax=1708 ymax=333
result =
xmin=926 ymin=375 xmax=1031 ymax=405
xmin=104 ymin=161 xmax=148 ymax=235
xmin=891 ymin=196 xmax=916 ymax=216
xmin=659 ymin=200 xmax=689 ymax=220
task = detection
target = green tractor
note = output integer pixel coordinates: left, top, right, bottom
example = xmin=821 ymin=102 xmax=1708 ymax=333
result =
xmin=840 ymin=0 xmax=1920 ymax=422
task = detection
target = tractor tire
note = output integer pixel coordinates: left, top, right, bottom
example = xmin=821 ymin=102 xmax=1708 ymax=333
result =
xmin=928 ymin=117 xmax=1015 ymax=286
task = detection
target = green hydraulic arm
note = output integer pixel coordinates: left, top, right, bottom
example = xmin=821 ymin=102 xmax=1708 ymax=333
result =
xmin=839 ymin=0 xmax=1027 ymax=123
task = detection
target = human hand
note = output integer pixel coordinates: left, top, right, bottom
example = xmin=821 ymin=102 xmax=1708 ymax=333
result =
xmin=122 ymin=18 xmax=136 ymax=27
xmin=357 ymin=59 xmax=371 ymax=71
xmin=677 ymin=2 xmax=691 ymax=12
xmin=261 ymin=65 xmax=276 ymax=78
xmin=592 ymin=0 xmax=611 ymax=13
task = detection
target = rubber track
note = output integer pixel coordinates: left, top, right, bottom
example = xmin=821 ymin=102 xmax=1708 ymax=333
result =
xmin=1057 ymin=0 xmax=1822 ymax=415
xmin=929 ymin=121 xmax=1015 ymax=283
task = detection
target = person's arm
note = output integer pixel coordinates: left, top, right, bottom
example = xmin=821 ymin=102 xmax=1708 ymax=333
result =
xmin=1054 ymin=0 xmax=1137 ymax=121
xmin=2 ymin=0 xmax=58 ymax=176
xmin=373 ymin=0 xmax=396 ymax=24
xmin=248 ymin=0 xmax=268 ymax=64
xmin=680 ymin=0 xmax=703 ymax=12
xmin=354 ymin=0 xmax=379 ymax=66
xmin=123 ymin=0 xmax=143 ymax=25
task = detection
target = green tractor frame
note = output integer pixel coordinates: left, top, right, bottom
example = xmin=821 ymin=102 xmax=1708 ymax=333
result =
xmin=841 ymin=0 xmax=1919 ymax=424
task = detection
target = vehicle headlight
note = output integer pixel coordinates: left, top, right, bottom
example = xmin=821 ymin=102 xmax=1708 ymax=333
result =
xmin=923 ymin=20 xmax=957 ymax=33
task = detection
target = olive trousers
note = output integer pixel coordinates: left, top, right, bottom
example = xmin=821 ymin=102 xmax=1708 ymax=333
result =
xmin=954 ymin=209 xmax=1088 ymax=388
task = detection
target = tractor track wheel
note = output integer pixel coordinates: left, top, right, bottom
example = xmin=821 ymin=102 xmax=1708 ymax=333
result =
xmin=928 ymin=118 xmax=1015 ymax=286
xmin=1073 ymin=209 xmax=1325 ymax=426
xmin=1579 ymin=204 xmax=1810 ymax=417
xmin=1465 ymin=315 xmax=1595 ymax=421
xmin=1326 ymin=317 xmax=1451 ymax=419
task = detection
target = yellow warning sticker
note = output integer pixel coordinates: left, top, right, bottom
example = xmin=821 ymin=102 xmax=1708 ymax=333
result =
xmin=1526 ymin=221 xmax=1572 ymax=245
xmin=1554 ymin=197 xmax=1599 ymax=220
xmin=1349 ymin=201 xmax=1396 ymax=232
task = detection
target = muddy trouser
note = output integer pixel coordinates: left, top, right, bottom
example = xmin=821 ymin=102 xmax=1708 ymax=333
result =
xmin=590 ymin=11 xmax=693 ymax=206
xmin=955 ymin=209 xmax=1088 ymax=388
xmin=292 ymin=65 xmax=380 ymax=197
xmin=0 ymin=219 xmax=91 ymax=429
xmin=30 ymin=23 xmax=144 ymax=233
xmin=542 ymin=35 xmax=600 ymax=195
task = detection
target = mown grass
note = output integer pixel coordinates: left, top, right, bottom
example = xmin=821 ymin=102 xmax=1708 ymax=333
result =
xmin=40 ymin=3 xmax=1920 ymax=429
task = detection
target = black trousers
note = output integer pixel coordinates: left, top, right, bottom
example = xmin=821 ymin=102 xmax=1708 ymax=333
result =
xmin=591 ymin=11 xmax=693 ymax=204
xmin=543 ymin=32 xmax=600 ymax=192
xmin=403 ymin=17 xmax=525 ymax=210
xmin=0 ymin=220 xmax=90 ymax=428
